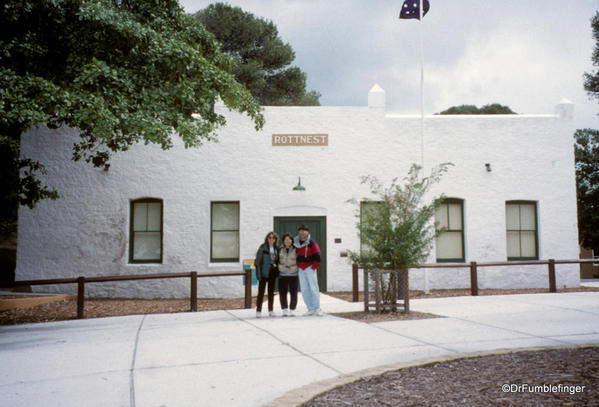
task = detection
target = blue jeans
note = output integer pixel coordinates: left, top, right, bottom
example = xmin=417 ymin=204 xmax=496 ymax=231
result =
xmin=298 ymin=267 xmax=320 ymax=311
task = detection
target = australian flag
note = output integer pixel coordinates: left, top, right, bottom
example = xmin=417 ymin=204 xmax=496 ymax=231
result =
xmin=399 ymin=0 xmax=430 ymax=20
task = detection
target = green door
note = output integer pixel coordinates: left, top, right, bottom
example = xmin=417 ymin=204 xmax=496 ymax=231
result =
xmin=274 ymin=216 xmax=326 ymax=292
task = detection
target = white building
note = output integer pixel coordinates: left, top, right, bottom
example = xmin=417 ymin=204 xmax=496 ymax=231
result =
xmin=16 ymin=85 xmax=580 ymax=298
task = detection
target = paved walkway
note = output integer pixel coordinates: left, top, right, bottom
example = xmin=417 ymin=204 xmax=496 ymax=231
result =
xmin=1 ymin=291 xmax=598 ymax=407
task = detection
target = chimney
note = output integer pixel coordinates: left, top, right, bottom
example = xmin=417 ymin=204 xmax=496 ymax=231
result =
xmin=555 ymin=98 xmax=574 ymax=120
xmin=368 ymin=84 xmax=386 ymax=110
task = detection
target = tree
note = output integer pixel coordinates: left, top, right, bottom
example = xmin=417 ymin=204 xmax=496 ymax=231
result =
xmin=0 ymin=0 xmax=264 ymax=232
xmin=438 ymin=104 xmax=516 ymax=115
xmin=579 ymin=11 xmax=599 ymax=251
xmin=194 ymin=3 xmax=320 ymax=106
xmin=348 ymin=164 xmax=451 ymax=311
xmin=574 ymin=129 xmax=599 ymax=251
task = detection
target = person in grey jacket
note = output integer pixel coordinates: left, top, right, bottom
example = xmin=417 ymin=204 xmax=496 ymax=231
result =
xmin=255 ymin=231 xmax=279 ymax=318
xmin=278 ymin=233 xmax=299 ymax=317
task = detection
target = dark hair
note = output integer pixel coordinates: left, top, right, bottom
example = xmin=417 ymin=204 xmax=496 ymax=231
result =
xmin=280 ymin=233 xmax=294 ymax=248
xmin=298 ymin=224 xmax=310 ymax=232
xmin=263 ymin=231 xmax=279 ymax=247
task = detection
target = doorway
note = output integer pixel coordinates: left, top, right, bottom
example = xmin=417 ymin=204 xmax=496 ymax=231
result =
xmin=273 ymin=216 xmax=326 ymax=292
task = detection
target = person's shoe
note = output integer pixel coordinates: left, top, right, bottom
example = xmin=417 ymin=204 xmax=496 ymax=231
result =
xmin=304 ymin=310 xmax=315 ymax=316
xmin=289 ymin=309 xmax=296 ymax=317
xmin=256 ymin=311 xmax=262 ymax=318
xmin=315 ymin=309 xmax=324 ymax=317
xmin=282 ymin=308 xmax=289 ymax=317
xmin=269 ymin=311 xmax=275 ymax=317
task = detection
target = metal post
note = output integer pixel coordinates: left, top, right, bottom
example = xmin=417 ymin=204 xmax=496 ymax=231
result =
xmin=470 ymin=261 xmax=478 ymax=296
xmin=352 ymin=264 xmax=359 ymax=302
xmin=244 ymin=268 xmax=252 ymax=308
xmin=77 ymin=276 xmax=85 ymax=319
xmin=548 ymin=259 xmax=557 ymax=293
xmin=190 ymin=272 xmax=198 ymax=312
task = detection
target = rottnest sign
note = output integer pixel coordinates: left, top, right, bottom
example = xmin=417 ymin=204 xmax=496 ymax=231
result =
xmin=272 ymin=134 xmax=328 ymax=146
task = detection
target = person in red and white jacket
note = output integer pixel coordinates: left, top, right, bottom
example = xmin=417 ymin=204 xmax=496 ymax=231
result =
xmin=294 ymin=224 xmax=323 ymax=316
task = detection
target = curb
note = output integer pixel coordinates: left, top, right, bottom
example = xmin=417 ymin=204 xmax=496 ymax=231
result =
xmin=262 ymin=344 xmax=599 ymax=407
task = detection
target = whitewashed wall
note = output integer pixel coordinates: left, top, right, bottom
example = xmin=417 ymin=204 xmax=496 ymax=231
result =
xmin=16 ymin=86 xmax=579 ymax=298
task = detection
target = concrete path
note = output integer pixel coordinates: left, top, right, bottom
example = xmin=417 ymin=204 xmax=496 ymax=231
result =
xmin=1 ymin=292 xmax=598 ymax=407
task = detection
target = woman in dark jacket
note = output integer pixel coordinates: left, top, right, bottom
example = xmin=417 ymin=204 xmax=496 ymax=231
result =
xmin=255 ymin=231 xmax=280 ymax=317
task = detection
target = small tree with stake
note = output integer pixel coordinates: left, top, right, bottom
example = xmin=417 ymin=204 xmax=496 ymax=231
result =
xmin=348 ymin=163 xmax=451 ymax=313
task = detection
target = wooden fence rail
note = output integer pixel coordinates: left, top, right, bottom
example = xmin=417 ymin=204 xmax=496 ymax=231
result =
xmin=13 ymin=270 xmax=253 ymax=319
xmin=352 ymin=258 xmax=597 ymax=302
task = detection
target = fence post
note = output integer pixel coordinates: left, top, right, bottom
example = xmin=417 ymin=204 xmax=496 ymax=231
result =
xmin=77 ymin=277 xmax=85 ymax=319
xmin=244 ymin=268 xmax=252 ymax=309
xmin=470 ymin=261 xmax=478 ymax=296
xmin=548 ymin=259 xmax=557 ymax=293
xmin=190 ymin=272 xmax=198 ymax=312
xmin=363 ymin=269 xmax=369 ymax=312
xmin=352 ymin=264 xmax=359 ymax=302
xmin=375 ymin=270 xmax=382 ymax=312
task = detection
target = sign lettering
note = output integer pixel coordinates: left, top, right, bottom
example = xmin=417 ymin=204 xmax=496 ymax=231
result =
xmin=272 ymin=134 xmax=328 ymax=146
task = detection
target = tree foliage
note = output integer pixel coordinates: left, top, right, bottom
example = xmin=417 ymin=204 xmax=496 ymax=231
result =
xmin=579 ymin=11 xmax=599 ymax=251
xmin=438 ymin=104 xmax=516 ymax=115
xmin=574 ymin=129 xmax=599 ymax=250
xmin=348 ymin=163 xmax=452 ymax=271
xmin=0 ymin=0 xmax=264 ymax=229
xmin=194 ymin=3 xmax=320 ymax=106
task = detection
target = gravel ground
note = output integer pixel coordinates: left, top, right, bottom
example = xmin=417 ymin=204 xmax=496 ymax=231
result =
xmin=305 ymin=347 xmax=599 ymax=407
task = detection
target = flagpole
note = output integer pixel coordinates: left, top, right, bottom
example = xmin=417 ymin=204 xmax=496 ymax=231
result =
xmin=419 ymin=0 xmax=424 ymax=169
xmin=418 ymin=0 xmax=430 ymax=295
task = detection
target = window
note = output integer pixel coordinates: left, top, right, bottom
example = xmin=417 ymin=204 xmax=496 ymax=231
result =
xmin=506 ymin=201 xmax=538 ymax=260
xmin=435 ymin=199 xmax=465 ymax=262
xmin=360 ymin=201 xmax=382 ymax=255
xmin=211 ymin=202 xmax=240 ymax=262
xmin=130 ymin=199 xmax=163 ymax=263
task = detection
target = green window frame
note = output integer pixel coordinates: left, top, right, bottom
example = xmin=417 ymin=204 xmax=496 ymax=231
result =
xmin=506 ymin=201 xmax=539 ymax=260
xmin=210 ymin=201 xmax=240 ymax=262
xmin=129 ymin=198 xmax=163 ymax=264
xmin=435 ymin=198 xmax=465 ymax=263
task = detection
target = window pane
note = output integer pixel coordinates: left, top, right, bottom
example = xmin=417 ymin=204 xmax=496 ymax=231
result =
xmin=506 ymin=231 xmax=520 ymax=257
xmin=133 ymin=232 xmax=161 ymax=260
xmin=506 ymin=205 xmax=520 ymax=230
xmin=212 ymin=203 xmax=239 ymax=231
xmin=520 ymin=205 xmax=536 ymax=230
xmin=147 ymin=203 xmax=161 ymax=232
xmin=435 ymin=204 xmax=448 ymax=229
xmin=448 ymin=203 xmax=463 ymax=230
xmin=133 ymin=203 xmax=147 ymax=231
xmin=520 ymin=231 xmax=536 ymax=257
xmin=436 ymin=231 xmax=463 ymax=259
xmin=212 ymin=231 xmax=239 ymax=259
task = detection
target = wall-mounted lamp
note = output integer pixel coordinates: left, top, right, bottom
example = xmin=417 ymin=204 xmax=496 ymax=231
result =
xmin=485 ymin=163 xmax=492 ymax=172
xmin=293 ymin=177 xmax=305 ymax=191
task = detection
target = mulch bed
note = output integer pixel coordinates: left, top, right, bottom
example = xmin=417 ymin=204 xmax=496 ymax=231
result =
xmin=326 ymin=287 xmax=599 ymax=303
xmin=0 ymin=297 xmax=246 ymax=325
xmin=331 ymin=310 xmax=442 ymax=322
xmin=304 ymin=347 xmax=599 ymax=407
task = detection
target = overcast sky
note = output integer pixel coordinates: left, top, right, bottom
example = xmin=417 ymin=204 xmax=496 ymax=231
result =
xmin=180 ymin=0 xmax=599 ymax=130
